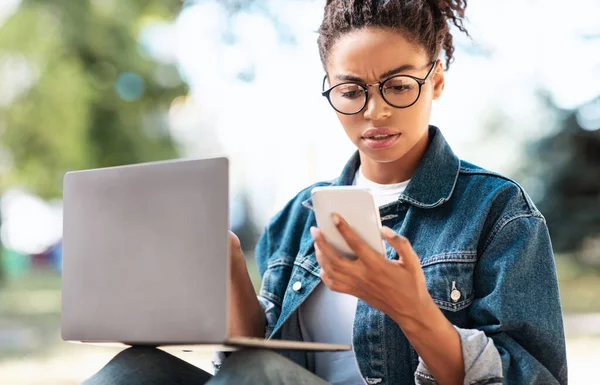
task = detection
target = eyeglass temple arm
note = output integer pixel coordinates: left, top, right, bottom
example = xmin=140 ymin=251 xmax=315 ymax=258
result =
xmin=422 ymin=60 xmax=438 ymax=82
xmin=322 ymin=75 xmax=328 ymax=94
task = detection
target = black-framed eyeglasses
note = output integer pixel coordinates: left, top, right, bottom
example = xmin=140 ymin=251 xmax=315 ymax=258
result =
xmin=321 ymin=60 xmax=437 ymax=115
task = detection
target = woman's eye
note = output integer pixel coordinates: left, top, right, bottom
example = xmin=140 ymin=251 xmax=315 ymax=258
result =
xmin=341 ymin=90 xmax=362 ymax=99
xmin=338 ymin=86 xmax=364 ymax=99
xmin=385 ymin=84 xmax=412 ymax=93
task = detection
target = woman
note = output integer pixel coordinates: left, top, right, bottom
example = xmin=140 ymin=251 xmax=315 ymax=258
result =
xmin=85 ymin=0 xmax=568 ymax=384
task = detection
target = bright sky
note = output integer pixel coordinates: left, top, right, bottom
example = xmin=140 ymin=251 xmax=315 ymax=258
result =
xmin=166 ymin=0 xmax=600 ymax=224
xmin=1 ymin=0 xmax=598 ymax=253
xmin=0 ymin=0 xmax=20 ymax=25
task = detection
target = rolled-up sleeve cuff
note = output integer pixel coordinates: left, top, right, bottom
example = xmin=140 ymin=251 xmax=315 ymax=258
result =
xmin=257 ymin=295 xmax=278 ymax=338
xmin=211 ymin=351 xmax=227 ymax=373
xmin=415 ymin=326 xmax=503 ymax=385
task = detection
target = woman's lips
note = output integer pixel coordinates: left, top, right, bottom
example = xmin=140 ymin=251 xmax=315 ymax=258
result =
xmin=362 ymin=133 xmax=400 ymax=150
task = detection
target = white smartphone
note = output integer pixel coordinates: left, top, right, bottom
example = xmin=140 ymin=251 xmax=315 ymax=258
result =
xmin=311 ymin=186 xmax=386 ymax=260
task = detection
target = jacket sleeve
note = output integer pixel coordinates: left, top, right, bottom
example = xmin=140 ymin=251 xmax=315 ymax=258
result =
xmin=415 ymin=215 xmax=568 ymax=385
xmin=254 ymin=224 xmax=281 ymax=337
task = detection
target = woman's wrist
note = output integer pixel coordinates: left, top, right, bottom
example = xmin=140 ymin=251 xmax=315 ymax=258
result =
xmin=392 ymin=295 xmax=465 ymax=385
xmin=390 ymin=291 xmax=441 ymax=336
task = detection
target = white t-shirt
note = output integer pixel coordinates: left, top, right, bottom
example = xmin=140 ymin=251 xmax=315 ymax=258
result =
xmin=298 ymin=167 xmax=410 ymax=384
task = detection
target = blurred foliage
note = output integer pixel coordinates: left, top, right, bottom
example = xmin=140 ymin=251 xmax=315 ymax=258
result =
xmin=0 ymin=0 xmax=188 ymax=199
xmin=520 ymin=96 xmax=600 ymax=268
xmin=556 ymin=255 xmax=600 ymax=313
xmin=0 ymin=0 xmax=188 ymax=279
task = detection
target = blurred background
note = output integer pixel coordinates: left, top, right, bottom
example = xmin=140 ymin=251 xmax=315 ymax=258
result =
xmin=0 ymin=0 xmax=599 ymax=383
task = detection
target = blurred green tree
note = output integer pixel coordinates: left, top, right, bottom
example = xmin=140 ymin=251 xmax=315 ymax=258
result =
xmin=523 ymin=98 xmax=600 ymax=268
xmin=0 ymin=0 xmax=188 ymax=279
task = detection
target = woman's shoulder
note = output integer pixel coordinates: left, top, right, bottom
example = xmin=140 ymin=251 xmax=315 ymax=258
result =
xmin=255 ymin=179 xmax=336 ymax=269
xmin=455 ymin=160 xmax=542 ymax=219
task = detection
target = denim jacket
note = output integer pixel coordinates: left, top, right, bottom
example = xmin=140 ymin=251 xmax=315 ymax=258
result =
xmin=254 ymin=126 xmax=568 ymax=385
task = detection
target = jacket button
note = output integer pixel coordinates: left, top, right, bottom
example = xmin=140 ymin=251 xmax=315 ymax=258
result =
xmin=292 ymin=281 xmax=302 ymax=292
xmin=451 ymin=281 xmax=461 ymax=302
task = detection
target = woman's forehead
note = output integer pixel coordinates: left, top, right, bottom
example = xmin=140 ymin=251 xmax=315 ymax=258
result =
xmin=326 ymin=27 xmax=428 ymax=80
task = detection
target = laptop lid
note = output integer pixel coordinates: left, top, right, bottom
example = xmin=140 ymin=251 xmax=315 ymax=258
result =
xmin=61 ymin=157 xmax=230 ymax=345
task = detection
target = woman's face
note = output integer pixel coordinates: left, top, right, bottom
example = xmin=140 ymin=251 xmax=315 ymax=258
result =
xmin=325 ymin=27 xmax=445 ymax=165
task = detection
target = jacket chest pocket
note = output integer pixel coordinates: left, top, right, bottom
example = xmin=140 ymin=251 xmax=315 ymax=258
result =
xmin=421 ymin=253 xmax=476 ymax=318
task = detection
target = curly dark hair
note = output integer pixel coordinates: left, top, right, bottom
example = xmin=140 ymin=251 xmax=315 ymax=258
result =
xmin=318 ymin=0 xmax=470 ymax=70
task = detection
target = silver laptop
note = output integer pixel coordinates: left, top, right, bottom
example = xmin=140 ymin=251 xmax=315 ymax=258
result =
xmin=61 ymin=157 xmax=349 ymax=352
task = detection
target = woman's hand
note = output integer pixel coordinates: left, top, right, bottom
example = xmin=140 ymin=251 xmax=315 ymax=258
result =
xmin=228 ymin=230 xmax=245 ymax=266
xmin=227 ymin=230 xmax=266 ymax=338
xmin=311 ymin=213 xmax=464 ymax=385
xmin=310 ymin=213 xmax=433 ymax=330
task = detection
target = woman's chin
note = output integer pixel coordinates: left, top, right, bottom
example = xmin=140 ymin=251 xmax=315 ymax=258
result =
xmin=359 ymin=146 xmax=407 ymax=164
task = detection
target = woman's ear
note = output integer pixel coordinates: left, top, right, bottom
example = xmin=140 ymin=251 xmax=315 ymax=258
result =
xmin=431 ymin=61 xmax=445 ymax=100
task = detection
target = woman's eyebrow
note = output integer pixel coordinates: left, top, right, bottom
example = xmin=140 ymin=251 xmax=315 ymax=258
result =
xmin=334 ymin=63 xmax=417 ymax=83
xmin=379 ymin=64 xmax=416 ymax=79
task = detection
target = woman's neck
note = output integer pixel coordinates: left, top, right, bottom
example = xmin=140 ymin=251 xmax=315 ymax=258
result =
xmin=359 ymin=131 xmax=429 ymax=184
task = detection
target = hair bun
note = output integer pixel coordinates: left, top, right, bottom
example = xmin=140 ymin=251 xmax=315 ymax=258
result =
xmin=435 ymin=0 xmax=468 ymax=18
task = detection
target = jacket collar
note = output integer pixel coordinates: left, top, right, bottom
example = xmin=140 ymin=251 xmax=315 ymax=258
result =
xmin=303 ymin=125 xmax=460 ymax=210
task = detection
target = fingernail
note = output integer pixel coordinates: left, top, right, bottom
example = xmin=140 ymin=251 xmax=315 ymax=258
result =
xmin=331 ymin=213 xmax=341 ymax=225
xmin=310 ymin=226 xmax=318 ymax=238
xmin=381 ymin=226 xmax=398 ymax=238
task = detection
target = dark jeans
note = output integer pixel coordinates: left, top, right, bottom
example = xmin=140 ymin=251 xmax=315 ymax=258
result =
xmin=83 ymin=347 xmax=328 ymax=385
